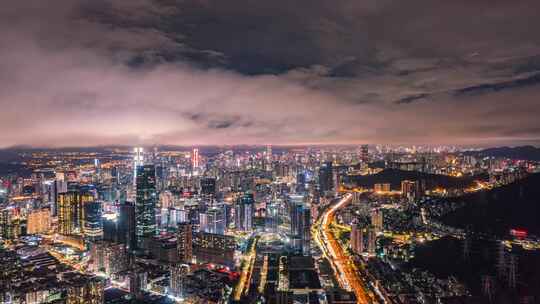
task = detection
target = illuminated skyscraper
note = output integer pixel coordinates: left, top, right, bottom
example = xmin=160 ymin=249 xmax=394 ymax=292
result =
xmin=0 ymin=208 xmax=19 ymax=240
xmin=84 ymin=201 xmax=103 ymax=240
xmin=265 ymin=144 xmax=272 ymax=171
xmin=350 ymin=222 xmax=364 ymax=254
xmin=200 ymin=177 xmax=216 ymax=196
xmin=135 ymin=165 xmax=157 ymax=249
xmin=192 ymin=148 xmax=200 ymax=169
xmin=289 ymin=195 xmax=311 ymax=255
xmin=360 ymin=145 xmax=369 ymax=163
xmin=370 ymin=209 xmax=383 ymax=233
xmin=333 ymin=168 xmax=341 ymax=192
xmin=235 ymin=193 xmax=254 ymax=231
xmin=133 ymin=147 xmax=144 ymax=185
xmin=177 ymin=222 xmax=193 ymax=264
xmin=318 ymin=162 xmax=334 ymax=193
xmin=289 ymin=195 xmax=305 ymax=236
xmin=265 ymin=201 xmax=279 ymax=232
xmin=199 ymin=207 xmax=225 ymax=235
xmin=58 ymin=189 xmax=94 ymax=235
xmin=266 ymin=144 xmax=272 ymax=161
xmin=170 ymin=264 xmax=190 ymax=298
xmin=52 ymin=179 xmax=67 ymax=217
xmin=27 ymin=209 xmax=51 ymax=234
xmin=300 ymin=206 xmax=311 ymax=256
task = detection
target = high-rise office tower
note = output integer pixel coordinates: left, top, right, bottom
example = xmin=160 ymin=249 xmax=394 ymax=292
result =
xmin=265 ymin=201 xmax=279 ymax=233
xmin=135 ymin=165 xmax=157 ymax=249
xmin=111 ymin=166 xmax=119 ymax=187
xmin=266 ymin=145 xmax=272 ymax=161
xmin=155 ymin=164 xmax=167 ymax=191
xmin=296 ymin=172 xmax=306 ymax=193
xmin=27 ymin=209 xmax=51 ymax=234
xmin=200 ymin=177 xmax=216 ymax=196
xmin=52 ymin=179 xmax=68 ymax=217
xmin=301 ymin=206 xmax=311 ymax=256
xmin=199 ymin=207 xmax=226 ymax=235
xmin=0 ymin=208 xmax=19 ymax=240
xmin=84 ymin=201 xmax=103 ymax=240
xmin=288 ymin=195 xmax=311 ymax=255
xmin=119 ymin=201 xmax=137 ymax=251
xmin=128 ymin=271 xmax=148 ymax=298
xmin=370 ymin=209 xmax=383 ymax=233
xmin=289 ymin=195 xmax=305 ymax=236
xmin=333 ymin=168 xmax=341 ymax=192
xmin=192 ymin=148 xmax=200 ymax=169
xmin=133 ymin=147 xmax=144 ymax=186
xmin=102 ymin=214 xmax=119 ymax=243
xmin=168 ymin=207 xmax=188 ymax=229
xmin=177 ymin=222 xmax=193 ymax=264
xmin=265 ymin=145 xmax=272 ymax=171
xmin=360 ymin=145 xmax=369 ymax=163
xmin=318 ymin=162 xmax=334 ymax=193
xmin=350 ymin=222 xmax=364 ymax=254
xmin=235 ymin=193 xmax=254 ymax=231
xmin=58 ymin=189 xmax=94 ymax=235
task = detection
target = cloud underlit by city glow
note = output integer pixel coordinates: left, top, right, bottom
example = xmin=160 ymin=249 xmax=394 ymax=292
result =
xmin=1 ymin=0 xmax=540 ymax=147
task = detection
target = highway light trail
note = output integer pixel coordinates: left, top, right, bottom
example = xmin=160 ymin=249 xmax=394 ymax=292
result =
xmin=317 ymin=193 xmax=371 ymax=304
xmin=233 ymin=236 xmax=259 ymax=301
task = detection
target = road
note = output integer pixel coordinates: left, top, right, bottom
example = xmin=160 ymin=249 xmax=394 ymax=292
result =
xmin=233 ymin=236 xmax=259 ymax=301
xmin=315 ymin=193 xmax=371 ymax=304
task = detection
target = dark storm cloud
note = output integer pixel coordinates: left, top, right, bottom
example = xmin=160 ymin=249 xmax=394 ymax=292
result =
xmin=0 ymin=0 xmax=539 ymax=147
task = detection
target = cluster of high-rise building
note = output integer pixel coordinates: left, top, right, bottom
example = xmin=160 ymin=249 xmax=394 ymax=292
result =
xmin=0 ymin=144 xmax=538 ymax=303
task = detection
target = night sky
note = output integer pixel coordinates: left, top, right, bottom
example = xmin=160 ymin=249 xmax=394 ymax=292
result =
xmin=2 ymin=0 xmax=540 ymax=147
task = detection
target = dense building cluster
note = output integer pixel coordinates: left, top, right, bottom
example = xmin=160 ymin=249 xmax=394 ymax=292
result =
xmin=0 ymin=145 xmax=538 ymax=303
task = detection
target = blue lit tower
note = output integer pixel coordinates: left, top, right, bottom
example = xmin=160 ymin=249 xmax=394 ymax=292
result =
xmin=235 ymin=193 xmax=254 ymax=231
xmin=288 ymin=195 xmax=311 ymax=255
xmin=200 ymin=206 xmax=226 ymax=235
xmin=135 ymin=165 xmax=157 ymax=249
xmin=84 ymin=200 xmax=103 ymax=241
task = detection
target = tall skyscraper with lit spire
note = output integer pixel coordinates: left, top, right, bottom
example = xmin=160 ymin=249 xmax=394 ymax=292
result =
xmin=133 ymin=147 xmax=144 ymax=185
xmin=135 ymin=164 xmax=157 ymax=249
xmin=192 ymin=148 xmax=200 ymax=169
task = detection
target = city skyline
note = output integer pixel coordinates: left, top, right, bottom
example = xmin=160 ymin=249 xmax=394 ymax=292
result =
xmin=1 ymin=1 xmax=540 ymax=147
xmin=1 ymin=140 xmax=539 ymax=303
xmin=1 ymin=1 xmax=540 ymax=303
